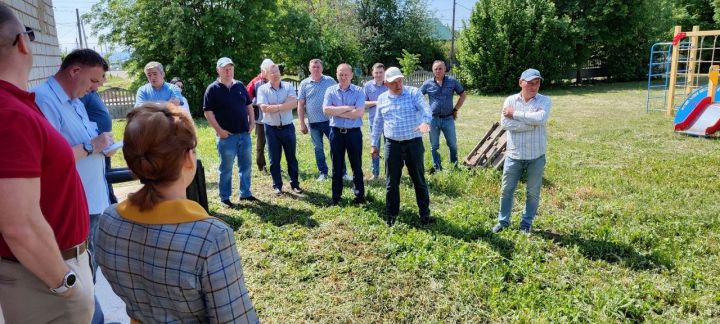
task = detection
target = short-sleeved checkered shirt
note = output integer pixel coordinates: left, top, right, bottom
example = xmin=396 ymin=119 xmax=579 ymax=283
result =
xmin=96 ymin=200 xmax=258 ymax=323
xmin=298 ymin=75 xmax=336 ymax=123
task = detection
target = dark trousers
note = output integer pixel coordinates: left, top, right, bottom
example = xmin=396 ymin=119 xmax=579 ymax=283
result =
xmin=256 ymin=122 xmax=267 ymax=171
xmin=265 ymin=124 xmax=299 ymax=189
xmin=329 ymin=127 xmax=364 ymax=200
xmin=385 ymin=137 xmax=430 ymax=218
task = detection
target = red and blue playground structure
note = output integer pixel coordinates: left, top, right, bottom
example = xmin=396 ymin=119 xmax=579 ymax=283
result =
xmin=673 ymin=65 xmax=720 ymax=136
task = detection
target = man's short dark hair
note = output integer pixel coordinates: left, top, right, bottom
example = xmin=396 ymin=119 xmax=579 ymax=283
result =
xmin=372 ymin=63 xmax=385 ymax=71
xmin=60 ymin=49 xmax=107 ymax=71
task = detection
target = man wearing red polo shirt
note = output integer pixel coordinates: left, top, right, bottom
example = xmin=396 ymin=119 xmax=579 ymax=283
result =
xmin=0 ymin=4 xmax=94 ymax=322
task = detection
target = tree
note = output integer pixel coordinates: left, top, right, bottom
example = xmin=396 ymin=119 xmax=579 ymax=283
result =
xmin=456 ymin=0 xmax=575 ymax=93
xmin=397 ymin=49 xmax=421 ymax=76
xmin=87 ymin=0 xmax=275 ymax=115
xmin=356 ymin=0 xmax=444 ymax=71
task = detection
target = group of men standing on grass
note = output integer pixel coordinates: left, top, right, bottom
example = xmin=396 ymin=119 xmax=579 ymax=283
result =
xmin=0 ymin=1 xmax=550 ymax=318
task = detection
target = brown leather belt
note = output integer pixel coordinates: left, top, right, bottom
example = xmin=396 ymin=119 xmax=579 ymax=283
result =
xmin=1 ymin=241 xmax=87 ymax=263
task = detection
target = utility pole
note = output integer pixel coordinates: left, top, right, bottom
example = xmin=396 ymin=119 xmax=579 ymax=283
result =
xmin=80 ymin=16 xmax=89 ymax=51
xmin=76 ymin=9 xmax=83 ymax=48
xmin=450 ymin=0 xmax=456 ymax=68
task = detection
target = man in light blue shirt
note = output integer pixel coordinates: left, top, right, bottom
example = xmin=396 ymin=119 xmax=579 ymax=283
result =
xmin=298 ymin=58 xmax=339 ymax=180
xmin=135 ymin=61 xmax=184 ymax=107
xmin=420 ymin=60 xmax=466 ymax=172
xmin=323 ymin=63 xmax=366 ymax=205
xmin=33 ymin=49 xmax=115 ymax=324
xmin=257 ymin=64 xmax=303 ymax=195
xmin=371 ymin=67 xmax=432 ymax=226
xmin=363 ymin=63 xmax=388 ymax=180
xmin=492 ymin=68 xmax=551 ymax=234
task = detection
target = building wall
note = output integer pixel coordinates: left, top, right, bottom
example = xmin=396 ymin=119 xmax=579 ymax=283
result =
xmin=4 ymin=0 xmax=61 ymax=87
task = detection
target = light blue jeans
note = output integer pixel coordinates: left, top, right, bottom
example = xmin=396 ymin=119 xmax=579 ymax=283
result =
xmin=498 ymin=155 xmax=546 ymax=228
xmin=217 ymin=132 xmax=253 ymax=199
xmin=429 ymin=116 xmax=458 ymax=170
xmin=309 ymin=121 xmax=331 ymax=175
xmin=367 ymin=113 xmax=380 ymax=177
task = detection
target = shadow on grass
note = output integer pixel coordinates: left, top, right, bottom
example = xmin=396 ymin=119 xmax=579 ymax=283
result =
xmin=242 ymin=200 xmax=318 ymax=228
xmin=535 ymin=230 xmax=673 ymax=271
xmin=287 ymin=189 xmax=332 ymax=208
xmin=212 ymin=211 xmax=244 ymax=230
xmin=363 ymin=194 xmax=515 ymax=260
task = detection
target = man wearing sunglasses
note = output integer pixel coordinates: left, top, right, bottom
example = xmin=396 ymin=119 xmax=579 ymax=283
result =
xmin=0 ymin=4 xmax=94 ymax=322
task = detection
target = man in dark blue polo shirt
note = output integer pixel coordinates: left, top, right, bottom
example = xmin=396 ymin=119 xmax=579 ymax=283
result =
xmin=203 ymin=57 xmax=257 ymax=207
xmin=420 ymin=60 xmax=466 ymax=173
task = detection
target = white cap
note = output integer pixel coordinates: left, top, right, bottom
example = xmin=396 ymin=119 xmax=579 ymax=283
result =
xmin=384 ymin=67 xmax=404 ymax=82
xmin=216 ymin=57 xmax=233 ymax=68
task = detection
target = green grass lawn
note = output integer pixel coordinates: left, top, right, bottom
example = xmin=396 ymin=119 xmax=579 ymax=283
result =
xmin=111 ymin=81 xmax=720 ymax=321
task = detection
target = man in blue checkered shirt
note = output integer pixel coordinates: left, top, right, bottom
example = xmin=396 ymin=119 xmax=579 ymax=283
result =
xmin=370 ymin=67 xmax=433 ymax=226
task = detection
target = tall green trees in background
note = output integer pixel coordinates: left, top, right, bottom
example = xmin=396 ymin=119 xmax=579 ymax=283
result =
xmin=87 ymin=0 xmax=444 ymax=115
xmin=456 ymin=0 xmax=669 ymax=93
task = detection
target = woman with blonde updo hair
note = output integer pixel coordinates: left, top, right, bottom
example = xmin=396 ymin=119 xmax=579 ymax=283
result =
xmin=95 ymin=103 xmax=258 ymax=323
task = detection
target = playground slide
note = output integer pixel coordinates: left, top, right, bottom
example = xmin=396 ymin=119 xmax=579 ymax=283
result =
xmin=674 ymin=86 xmax=720 ymax=136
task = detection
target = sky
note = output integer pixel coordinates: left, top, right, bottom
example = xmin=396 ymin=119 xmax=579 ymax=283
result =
xmin=53 ymin=0 xmax=479 ymax=54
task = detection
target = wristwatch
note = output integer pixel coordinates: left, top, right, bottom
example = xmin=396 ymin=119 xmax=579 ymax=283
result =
xmin=82 ymin=142 xmax=94 ymax=156
xmin=50 ymin=270 xmax=77 ymax=295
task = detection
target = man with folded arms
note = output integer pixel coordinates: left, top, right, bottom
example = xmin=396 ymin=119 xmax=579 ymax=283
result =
xmin=257 ymin=64 xmax=303 ymax=195
xmin=0 ymin=4 xmax=94 ymax=322
xmin=371 ymin=67 xmax=433 ymax=226
xmin=323 ymin=63 xmax=366 ymax=205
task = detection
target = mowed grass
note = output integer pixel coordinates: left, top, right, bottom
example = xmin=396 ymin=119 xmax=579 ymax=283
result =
xmin=111 ymin=81 xmax=720 ymax=322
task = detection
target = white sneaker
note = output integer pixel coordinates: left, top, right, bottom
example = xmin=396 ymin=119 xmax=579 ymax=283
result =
xmin=343 ymin=174 xmax=354 ymax=181
xmin=316 ymin=174 xmax=328 ymax=181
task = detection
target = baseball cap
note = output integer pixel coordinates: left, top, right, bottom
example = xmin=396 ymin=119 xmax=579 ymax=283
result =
xmin=216 ymin=57 xmax=234 ymax=68
xmin=384 ymin=67 xmax=404 ymax=82
xmin=260 ymin=58 xmax=274 ymax=71
xmin=520 ymin=68 xmax=543 ymax=81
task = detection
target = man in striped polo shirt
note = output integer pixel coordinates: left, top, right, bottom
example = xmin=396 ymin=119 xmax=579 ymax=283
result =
xmin=492 ymin=68 xmax=552 ymax=234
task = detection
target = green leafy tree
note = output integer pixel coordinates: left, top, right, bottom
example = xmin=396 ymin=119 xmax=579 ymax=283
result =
xmin=356 ymin=0 xmax=444 ymax=71
xmin=456 ymin=0 xmax=574 ymax=93
xmin=86 ymin=0 xmax=275 ymax=115
xmin=397 ymin=49 xmax=421 ymax=76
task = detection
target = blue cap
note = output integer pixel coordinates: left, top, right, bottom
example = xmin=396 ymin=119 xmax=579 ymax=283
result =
xmin=520 ymin=68 xmax=543 ymax=81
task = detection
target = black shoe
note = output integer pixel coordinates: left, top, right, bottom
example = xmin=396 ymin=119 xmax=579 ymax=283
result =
xmin=328 ymin=199 xmax=340 ymax=206
xmin=386 ymin=215 xmax=397 ymax=227
xmin=353 ymin=196 xmax=366 ymax=204
xmin=221 ymin=199 xmax=235 ymax=208
xmin=291 ymin=186 xmax=303 ymax=194
xmin=273 ymin=188 xmax=283 ymax=196
xmin=420 ymin=216 xmax=435 ymax=225
xmin=240 ymin=196 xmax=259 ymax=202
xmin=428 ymin=167 xmax=437 ymax=174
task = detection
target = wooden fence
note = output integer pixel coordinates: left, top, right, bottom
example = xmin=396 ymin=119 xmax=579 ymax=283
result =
xmin=100 ymin=87 xmax=135 ymax=118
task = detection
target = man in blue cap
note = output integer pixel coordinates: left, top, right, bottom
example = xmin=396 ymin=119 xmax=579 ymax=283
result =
xmin=492 ymin=68 xmax=551 ymax=234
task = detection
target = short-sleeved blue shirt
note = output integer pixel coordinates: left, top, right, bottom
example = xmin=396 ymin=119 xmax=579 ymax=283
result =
xmin=256 ymin=81 xmax=296 ymax=126
xmin=363 ymin=80 xmax=388 ymax=125
xmin=298 ymin=75 xmax=336 ymax=123
xmin=323 ymin=84 xmax=365 ymax=129
xmin=135 ymin=82 xmax=184 ymax=107
xmin=203 ymin=80 xmax=252 ymax=134
xmin=420 ymin=75 xmax=464 ymax=116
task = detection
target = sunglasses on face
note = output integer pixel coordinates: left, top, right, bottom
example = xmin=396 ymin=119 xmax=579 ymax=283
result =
xmin=12 ymin=26 xmax=35 ymax=46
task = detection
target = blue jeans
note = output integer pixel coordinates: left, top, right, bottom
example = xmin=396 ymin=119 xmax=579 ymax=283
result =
xmin=216 ymin=132 xmax=253 ymax=199
xmin=498 ymin=155 xmax=546 ymax=227
xmin=385 ymin=137 xmax=430 ymax=217
xmin=265 ymin=124 xmax=300 ymax=189
xmin=368 ymin=118 xmax=380 ymax=177
xmin=429 ymin=116 xmax=458 ymax=170
xmin=309 ymin=121 xmax=331 ymax=175
xmin=329 ymin=127 xmax=364 ymax=200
